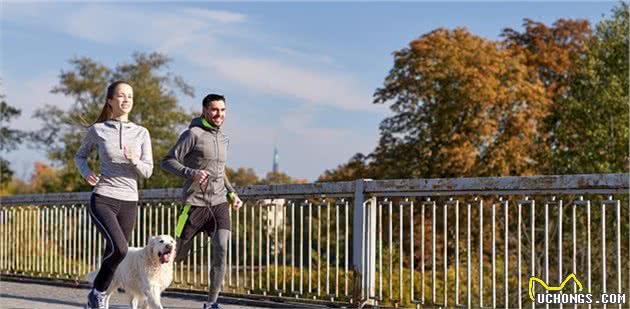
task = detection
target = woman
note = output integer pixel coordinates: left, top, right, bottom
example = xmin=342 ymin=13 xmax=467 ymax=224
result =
xmin=75 ymin=80 xmax=153 ymax=309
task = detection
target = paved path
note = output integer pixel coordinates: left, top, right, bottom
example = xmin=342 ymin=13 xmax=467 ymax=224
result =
xmin=0 ymin=280 xmax=273 ymax=309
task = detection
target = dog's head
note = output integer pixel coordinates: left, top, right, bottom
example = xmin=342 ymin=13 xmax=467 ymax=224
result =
xmin=148 ymin=235 xmax=176 ymax=264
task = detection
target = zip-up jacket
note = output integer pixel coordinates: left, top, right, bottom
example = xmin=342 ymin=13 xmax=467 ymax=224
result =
xmin=160 ymin=117 xmax=235 ymax=207
xmin=75 ymin=120 xmax=153 ymax=201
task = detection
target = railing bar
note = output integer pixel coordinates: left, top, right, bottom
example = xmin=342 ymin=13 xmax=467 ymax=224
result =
xmin=344 ymin=199 xmax=349 ymax=296
xmin=399 ymin=200 xmax=403 ymax=303
xmin=558 ymin=199 xmax=563 ymax=309
xmin=467 ymin=201 xmax=471 ymax=309
xmin=587 ymin=198 xmax=591 ymax=301
xmin=411 ymin=199 xmax=415 ymax=304
xmin=283 ymin=202 xmax=287 ymax=294
xmin=444 ymin=200 xmax=449 ymax=307
xmin=544 ymin=200 xmax=549 ymax=309
xmin=251 ymin=202 xmax=255 ymax=291
xmin=326 ymin=200 xmax=330 ymax=297
xmin=244 ymin=203 xmax=248 ymax=292
xmin=300 ymin=201 xmax=304 ymax=295
xmin=492 ymin=201 xmax=496 ymax=309
xmin=317 ymin=202 xmax=321 ymax=296
xmin=479 ymin=198 xmax=483 ymax=308
xmin=236 ymin=203 xmax=240 ymax=289
xmin=456 ymin=199 xmax=460 ymax=307
xmin=335 ymin=200 xmax=340 ymax=298
xmin=420 ymin=198 xmax=424 ymax=305
xmin=610 ymin=196 xmax=630 ymax=300
xmin=267 ymin=204 xmax=271 ymax=292
xmin=388 ymin=200 xmax=393 ymax=300
xmin=378 ymin=200 xmax=383 ymax=302
xmin=518 ymin=200 xmax=522 ymax=309
xmin=432 ymin=199 xmax=437 ymax=305
xmin=259 ymin=203 xmax=263 ymax=290
xmin=274 ymin=203 xmax=278 ymax=293
xmin=572 ymin=200 xmax=577 ymax=309
xmin=308 ymin=201 xmax=312 ymax=294
xmin=64 ymin=207 xmax=68 ymax=277
xmin=290 ymin=202 xmax=295 ymax=294
xmin=602 ymin=199 xmax=607 ymax=309
xmin=503 ymin=198 xmax=508 ymax=309
xmin=530 ymin=198 xmax=535 ymax=309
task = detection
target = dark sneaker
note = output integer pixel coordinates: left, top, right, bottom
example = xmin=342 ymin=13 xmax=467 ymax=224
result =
xmin=203 ymin=303 xmax=222 ymax=309
xmin=86 ymin=289 xmax=106 ymax=309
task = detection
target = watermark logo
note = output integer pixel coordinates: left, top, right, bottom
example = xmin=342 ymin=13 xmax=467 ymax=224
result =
xmin=529 ymin=273 xmax=583 ymax=301
xmin=529 ymin=273 xmax=626 ymax=305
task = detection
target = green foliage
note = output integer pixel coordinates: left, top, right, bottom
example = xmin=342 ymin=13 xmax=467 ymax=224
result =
xmin=31 ymin=52 xmax=194 ymax=192
xmin=548 ymin=3 xmax=629 ymax=173
xmin=0 ymin=91 xmax=27 ymax=189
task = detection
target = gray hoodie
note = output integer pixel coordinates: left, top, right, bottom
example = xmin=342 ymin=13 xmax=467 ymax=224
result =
xmin=75 ymin=120 xmax=153 ymax=201
xmin=160 ymin=117 xmax=235 ymax=207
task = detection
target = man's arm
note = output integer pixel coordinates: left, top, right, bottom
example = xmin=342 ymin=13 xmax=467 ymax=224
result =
xmin=160 ymin=130 xmax=197 ymax=179
xmin=224 ymin=175 xmax=235 ymax=193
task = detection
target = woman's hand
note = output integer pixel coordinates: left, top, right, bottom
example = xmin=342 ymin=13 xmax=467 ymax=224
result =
xmin=85 ymin=172 xmax=100 ymax=186
xmin=123 ymin=146 xmax=137 ymax=162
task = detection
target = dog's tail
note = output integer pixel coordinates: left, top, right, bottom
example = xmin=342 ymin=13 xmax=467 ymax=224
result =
xmin=85 ymin=271 xmax=97 ymax=284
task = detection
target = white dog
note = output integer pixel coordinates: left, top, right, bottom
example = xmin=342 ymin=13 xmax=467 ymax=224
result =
xmin=87 ymin=235 xmax=176 ymax=309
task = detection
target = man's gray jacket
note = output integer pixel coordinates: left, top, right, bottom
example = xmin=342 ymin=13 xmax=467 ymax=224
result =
xmin=161 ymin=117 xmax=235 ymax=207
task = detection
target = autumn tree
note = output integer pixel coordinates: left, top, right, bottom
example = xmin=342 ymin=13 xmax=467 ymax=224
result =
xmin=502 ymin=18 xmax=593 ymax=172
xmin=372 ymin=28 xmax=548 ymax=178
xmin=32 ymin=53 xmax=194 ymax=191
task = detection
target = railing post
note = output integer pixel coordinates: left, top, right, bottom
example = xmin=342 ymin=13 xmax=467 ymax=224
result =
xmin=352 ymin=179 xmax=376 ymax=306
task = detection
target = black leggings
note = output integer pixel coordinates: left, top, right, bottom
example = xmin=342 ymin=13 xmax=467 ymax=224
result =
xmin=88 ymin=193 xmax=138 ymax=292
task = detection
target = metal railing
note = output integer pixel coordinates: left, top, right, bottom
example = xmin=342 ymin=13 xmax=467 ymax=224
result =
xmin=1 ymin=173 xmax=628 ymax=308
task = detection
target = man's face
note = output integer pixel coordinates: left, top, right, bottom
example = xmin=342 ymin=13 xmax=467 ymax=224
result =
xmin=202 ymin=100 xmax=226 ymax=127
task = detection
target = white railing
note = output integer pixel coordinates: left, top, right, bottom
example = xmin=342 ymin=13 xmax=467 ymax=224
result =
xmin=1 ymin=173 xmax=628 ymax=308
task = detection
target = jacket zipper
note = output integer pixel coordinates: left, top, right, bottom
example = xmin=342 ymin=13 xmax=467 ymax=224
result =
xmin=119 ymin=120 xmax=123 ymax=150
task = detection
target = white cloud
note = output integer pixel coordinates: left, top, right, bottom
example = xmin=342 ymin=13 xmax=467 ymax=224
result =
xmin=271 ymin=46 xmax=333 ymax=64
xmin=182 ymin=8 xmax=246 ymax=23
xmin=189 ymin=54 xmax=376 ymax=112
xmin=6 ymin=3 xmax=377 ymax=113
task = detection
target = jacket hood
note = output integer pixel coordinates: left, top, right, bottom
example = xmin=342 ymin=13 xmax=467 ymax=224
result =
xmin=189 ymin=116 xmax=220 ymax=132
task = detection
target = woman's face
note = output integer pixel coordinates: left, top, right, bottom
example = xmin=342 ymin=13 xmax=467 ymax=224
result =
xmin=108 ymin=83 xmax=133 ymax=117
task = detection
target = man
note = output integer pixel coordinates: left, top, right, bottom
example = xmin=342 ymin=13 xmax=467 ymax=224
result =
xmin=161 ymin=93 xmax=242 ymax=309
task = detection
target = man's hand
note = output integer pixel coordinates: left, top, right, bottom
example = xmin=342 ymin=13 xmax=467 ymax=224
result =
xmin=192 ymin=169 xmax=210 ymax=187
xmin=232 ymin=195 xmax=243 ymax=209
xmin=84 ymin=172 xmax=100 ymax=186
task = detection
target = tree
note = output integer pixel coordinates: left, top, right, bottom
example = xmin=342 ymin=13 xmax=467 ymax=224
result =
xmin=259 ymin=171 xmax=300 ymax=185
xmin=502 ymin=18 xmax=593 ymax=173
xmin=0 ymin=91 xmax=27 ymax=189
xmin=29 ymin=162 xmax=66 ymax=193
xmin=32 ymin=52 xmax=194 ymax=192
xmin=549 ymin=3 xmax=629 ymax=173
xmin=226 ymin=167 xmax=259 ymax=186
xmin=372 ymin=28 xmax=549 ymax=178
xmin=317 ymin=153 xmax=372 ymax=182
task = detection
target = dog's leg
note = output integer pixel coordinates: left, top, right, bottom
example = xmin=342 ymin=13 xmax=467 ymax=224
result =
xmin=144 ymin=286 xmax=163 ymax=309
xmin=130 ymin=295 xmax=139 ymax=309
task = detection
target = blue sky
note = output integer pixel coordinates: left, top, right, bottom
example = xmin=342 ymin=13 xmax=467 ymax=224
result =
xmin=1 ymin=1 xmax=617 ymax=182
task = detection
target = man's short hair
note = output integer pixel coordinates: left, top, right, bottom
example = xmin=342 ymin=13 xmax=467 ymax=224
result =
xmin=202 ymin=94 xmax=226 ymax=108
